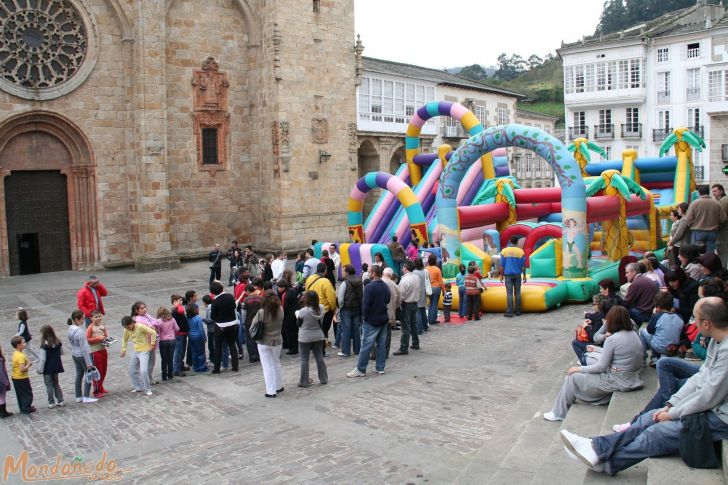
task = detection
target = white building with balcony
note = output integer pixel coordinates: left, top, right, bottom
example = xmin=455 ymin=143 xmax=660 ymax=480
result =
xmin=356 ymin=57 xmax=524 ymax=180
xmin=558 ymin=1 xmax=728 ymax=183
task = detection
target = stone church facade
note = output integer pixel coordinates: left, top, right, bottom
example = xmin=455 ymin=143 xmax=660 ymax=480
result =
xmin=0 ymin=0 xmax=358 ymax=276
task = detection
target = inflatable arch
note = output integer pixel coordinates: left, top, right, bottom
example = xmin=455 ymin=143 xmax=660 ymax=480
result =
xmin=405 ymin=102 xmax=495 ymax=185
xmin=348 ymin=171 xmax=429 ymax=244
xmin=437 ymin=125 xmax=588 ymax=278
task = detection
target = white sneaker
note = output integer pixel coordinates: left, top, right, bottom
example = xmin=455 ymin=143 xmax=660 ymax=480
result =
xmin=82 ymin=397 xmax=98 ymax=404
xmin=48 ymin=403 xmax=56 ymax=409
xmin=56 ymin=401 xmax=65 ymax=407
xmin=130 ymin=388 xmax=141 ymax=393
xmin=560 ymin=430 xmax=600 ymax=468
xmin=337 ymin=352 xmax=349 ymax=357
xmin=376 ymin=370 xmax=385 ymax=375
xmin=76 ymin=397 xmax=83 ymax=402
xmin=543 ymin=412 xmax=564 ymax=422
xmin=612 ymin=422 xmax=631 ymax=433
xmin=563 ymin=445 xmax=605 ymax=472
xmin=145 ymin=391 xmax=153 ymax=396
xmin=347 ymin=368 xmax=366 ymax=378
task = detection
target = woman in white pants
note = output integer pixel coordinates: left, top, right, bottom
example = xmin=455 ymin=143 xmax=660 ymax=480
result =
xmin=254 ymin=290 xmax=284 ymax=398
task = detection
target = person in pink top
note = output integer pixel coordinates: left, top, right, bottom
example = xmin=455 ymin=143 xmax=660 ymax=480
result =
xmin=131 ymin=301 xmax=160 ymax=385
xmin=155 ymin=307 xmax=179 ymax=381
xmin=406 ymin=241 xmax=419 ymax=261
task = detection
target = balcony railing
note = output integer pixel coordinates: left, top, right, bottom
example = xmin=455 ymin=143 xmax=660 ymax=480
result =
xmin=688 ymin=125 xmax=704 ymax=138
xmin=687 ymin=47 xmax=701 ymax=59
xmin=686 ymin=87 xmax=701 ymax=101
xmin=621 ymin=123 xmax=642 ymax=139
xmin=594 ymin=124 xmax=614 ymax=140
xmin=652 ymin=128 xmax=672 ymax=142
xmin=657 ymin=90 xmax=671 ymax=104
xmin=568 ymin=126 xmax=589 ymax=139
xmin=441 ymin=125 xmax=467 ymax=138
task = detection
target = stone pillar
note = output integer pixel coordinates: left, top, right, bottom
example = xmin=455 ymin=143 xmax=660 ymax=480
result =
xmin=130 ymin=0 xmax=179 ymax=272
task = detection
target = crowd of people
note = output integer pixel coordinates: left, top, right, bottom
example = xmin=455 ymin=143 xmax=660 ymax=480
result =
xmin=4 ymin=182 xmax=728 ymax=476
xmin=544 ymin=183 xmax=728 ymax=475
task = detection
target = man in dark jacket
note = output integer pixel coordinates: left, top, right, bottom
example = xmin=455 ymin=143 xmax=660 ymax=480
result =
xmin=347 ymin=265 xmax=390 ymax=377
xmin=210 ymin=281 xmax=239 ymax=373
xmin=209 ymin=244 xmax=223 ymax=284
xmin=336 ymin=264 xmax=363 ymax=357
xmin=623 ymin=262 xmax=658 ymax=324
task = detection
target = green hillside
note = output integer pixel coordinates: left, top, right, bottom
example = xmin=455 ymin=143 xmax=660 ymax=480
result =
xmin=472 ymin=57 xmax=565 ymax=127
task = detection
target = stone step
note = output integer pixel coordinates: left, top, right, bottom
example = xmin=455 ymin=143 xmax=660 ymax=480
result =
xmin=582 ymin=369 xmax=659 ymax=485
xmin=529 ymin=395 xmax=608 ymax=485
xmin=646 ymin=457 xmax=723 ymax=485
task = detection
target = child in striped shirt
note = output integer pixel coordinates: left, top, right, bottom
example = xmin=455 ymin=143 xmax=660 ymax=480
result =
xmin=442 ymin=282 xmax=453 ymax=323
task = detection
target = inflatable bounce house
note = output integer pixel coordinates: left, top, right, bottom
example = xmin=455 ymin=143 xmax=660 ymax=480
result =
xmin=314 ymin=102 xmax=704 ymax=313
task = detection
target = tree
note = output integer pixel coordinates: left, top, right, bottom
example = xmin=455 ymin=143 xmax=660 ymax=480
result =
xmin=458 ymin=64 xmax=489 ymax=81
xmin=495 ymin=53 xmax=526 ymax=81
xmin=598 ymin=0 xmax=628 ymax=34
xmin=527 ymin=54 xmax=543 ymax=70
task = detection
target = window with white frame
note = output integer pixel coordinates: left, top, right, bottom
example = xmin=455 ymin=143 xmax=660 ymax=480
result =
xmin=564 ymin=66 xmax=574 ymax=94
xmin=359 ymin=76 xmax=435 ymax=124
xmin=708 ymin=70 xmax=728 ymax=102
xmin=658 ymin=110 xmax=671 ymax=130
xmin=630 ymin=59 xmax=642 ymax=88
xmin=603 ymin=146 xmax=611 ymax=160
xmin=686 ymin=68 xmax=700 ymax=101
xmin=657 ymin=47 xmax=669 ymax=63
xmin=626 ymin=107 xmax=639 ymax=130
xmin=598 ymin=109 xmax=612 ymax=135
xmin=585 ymin=64 xmax=595 ymax=92
xmin=575 ymin=65 xmax=585 ymax=93
xmin=474 ymin=104 xmax=487 ymax=126
xmin=497 ymin=107 xmax=508 ymax=125
xmin=687 ymin=107 xmax=701 ymax=130
xmin=607 ymin=61 xmax=616 ymax=90
xmin=618 ymin=60 xmax=629 ymax=89
xmin=596 ymin=63 xmax=606 ymax=91
xmin=657 ymin=72 xmax=670 ymax=102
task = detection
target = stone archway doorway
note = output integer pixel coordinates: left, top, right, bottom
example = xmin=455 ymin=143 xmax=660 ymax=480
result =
xmin=0 ymin=112 xmax=99 ymax=276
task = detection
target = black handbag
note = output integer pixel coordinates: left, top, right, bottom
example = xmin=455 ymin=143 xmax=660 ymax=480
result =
xmin=679 ymin=413 xmax=721 ymax=469
xmin=250 ymin=311 xmax=266 ymax=341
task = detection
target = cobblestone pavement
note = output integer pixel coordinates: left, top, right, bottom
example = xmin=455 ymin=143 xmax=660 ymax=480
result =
xmin=0 ymin=262 xmax=586 ymax=484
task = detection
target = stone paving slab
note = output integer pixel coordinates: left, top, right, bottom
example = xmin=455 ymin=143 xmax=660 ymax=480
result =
xmin=0 ymin=261 xmax=589 ymax=484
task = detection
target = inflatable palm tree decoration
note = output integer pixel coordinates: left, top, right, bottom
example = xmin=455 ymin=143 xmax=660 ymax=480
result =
xmin=658 ymin=127 xmax=706 ymax=204
xmin=475 ymin=178 xmax=517 ymax=232
xmin=568 ymin=138 xmax=608 ymax=176
xmin=586 ymin=169 xmax=647 ymax=261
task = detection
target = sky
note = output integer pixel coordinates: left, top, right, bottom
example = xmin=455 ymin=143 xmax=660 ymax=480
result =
xmin=354 ymin=0 xmax=605 ymax=69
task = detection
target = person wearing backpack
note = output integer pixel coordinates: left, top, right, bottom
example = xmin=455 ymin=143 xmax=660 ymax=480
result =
xmin=336 ymin=264 xmax=363 ymax=358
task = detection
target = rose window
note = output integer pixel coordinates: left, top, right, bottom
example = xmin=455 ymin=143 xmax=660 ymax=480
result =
xmin=0 ymin=0 xmax=88 ymax=89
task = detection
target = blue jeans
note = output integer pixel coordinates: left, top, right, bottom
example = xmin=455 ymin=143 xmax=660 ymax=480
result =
xmin=189 ymin=336 xmax=207 ymax=372
xmin=416 ymin=307 xmax=427 ymax=334
xmin=571 ymin=339 xmax=588 ymax=365
xmin=173 ymin=335 xmax=188 ymax=375
xmin=593 ymin=410 xmax=728 ymax=475
xmin=634 ymin=357 xmax=700 ymax=421
xmin=427 ymin=287 xmax=442 ymax=325
xmin=504 ymin=274 xmax=522 ymax=315
xmin=339 ymin=308 xmax=361 ymax=356
xmin=691 ymin=230 xmax=717 ymax=253
xmin=458 ymin=286 xmax=466 ymax=317
xmin=356 ymin=323 xmax=387 ymax=373
xmin=628 ymin=307 xmax=652 ymax=325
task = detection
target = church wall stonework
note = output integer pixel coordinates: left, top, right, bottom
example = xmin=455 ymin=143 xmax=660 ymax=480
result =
xmin=0 ymin=0 xmax=357 ymax=274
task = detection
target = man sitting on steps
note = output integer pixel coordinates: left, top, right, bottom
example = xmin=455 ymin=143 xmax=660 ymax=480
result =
xmin=558 ymin=297 xmax=728 ymax=475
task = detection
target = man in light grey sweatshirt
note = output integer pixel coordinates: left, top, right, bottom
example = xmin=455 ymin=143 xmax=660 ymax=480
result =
xmin=558 ymin=297 xmax=728 ymax=475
